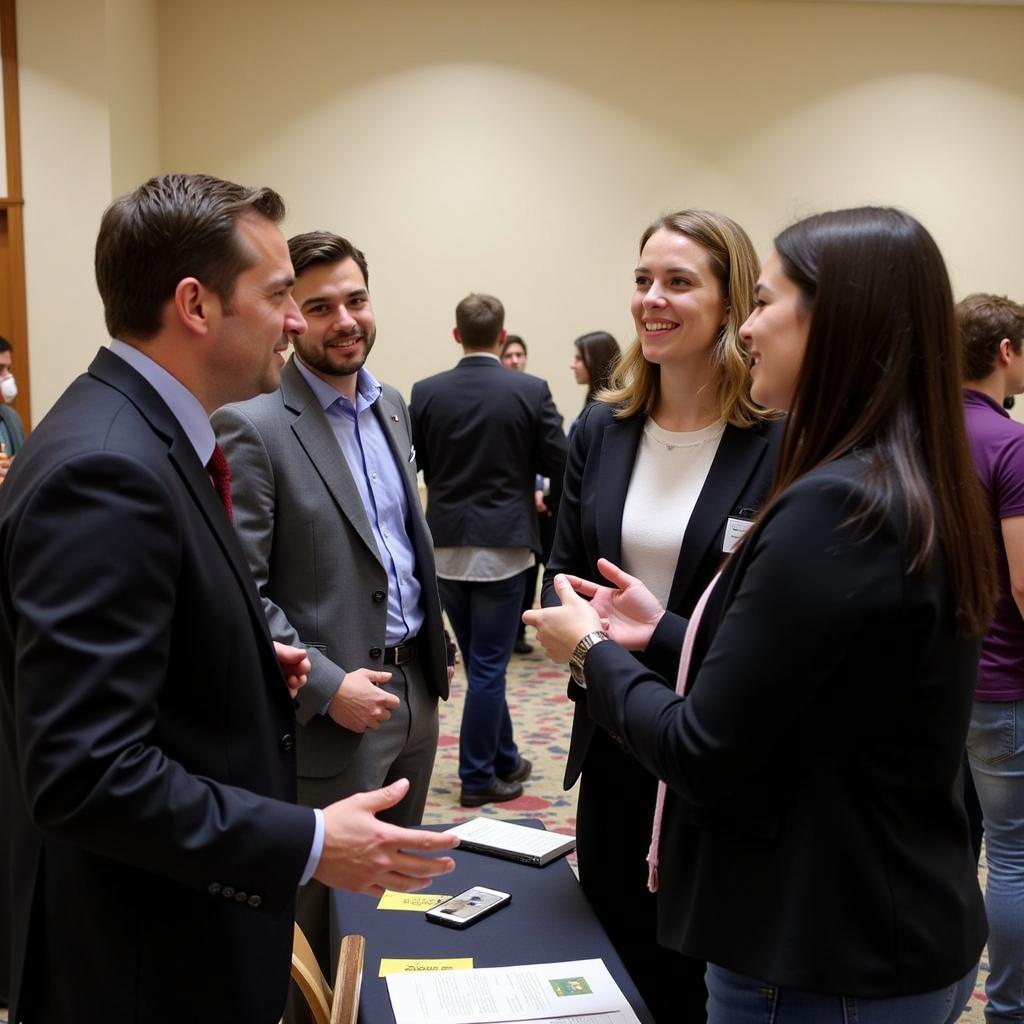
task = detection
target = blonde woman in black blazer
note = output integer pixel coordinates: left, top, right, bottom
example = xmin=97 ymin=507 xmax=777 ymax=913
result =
xmin=529 ymin=208 xmax=993 ymax=1023
xmin=543 ymin=210 xmax=782 ymax=1023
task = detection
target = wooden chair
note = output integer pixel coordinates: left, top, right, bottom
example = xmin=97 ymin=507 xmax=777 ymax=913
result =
xmin=290 ymin=923 xmax=365 ymax=1024
xmin=331 ymin=934 xmax=366 ymax=1024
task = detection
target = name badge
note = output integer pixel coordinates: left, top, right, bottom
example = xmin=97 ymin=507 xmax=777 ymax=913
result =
xmin=723 ymin=516 xmax=755 ymax=553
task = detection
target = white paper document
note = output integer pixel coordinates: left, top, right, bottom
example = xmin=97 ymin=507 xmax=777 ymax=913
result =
xmin=444 ymin=818 xmax=576 ymax=866
xmin=386 ymin=957 xmax=642 ymax=1024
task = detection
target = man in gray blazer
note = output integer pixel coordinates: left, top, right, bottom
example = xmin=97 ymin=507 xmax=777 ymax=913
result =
xmin=212 ymin=231 xmax=450 ymax=986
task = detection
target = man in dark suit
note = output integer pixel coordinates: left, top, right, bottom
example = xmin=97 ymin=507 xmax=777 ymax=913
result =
xmin=0 ymin=174 xmax=456 ymax=1022
xmin=411 ymin=294 xmax=567 ymax=806
xmin=213 ymin=231 xmax=451 ymax=995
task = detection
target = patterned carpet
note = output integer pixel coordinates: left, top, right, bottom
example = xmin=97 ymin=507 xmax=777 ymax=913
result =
xmin=422 ymin=636 xmax=579 ymax=874
xmin=424 ymin=625 xmax=991 ymax=1020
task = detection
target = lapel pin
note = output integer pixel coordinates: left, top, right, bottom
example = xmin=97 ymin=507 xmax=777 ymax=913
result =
xmin=390 ymin=415 xmax=399 ymax=422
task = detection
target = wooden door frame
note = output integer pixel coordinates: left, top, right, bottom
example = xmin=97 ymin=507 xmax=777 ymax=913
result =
xmin=1 ymin=0 xmax=29 ymax=430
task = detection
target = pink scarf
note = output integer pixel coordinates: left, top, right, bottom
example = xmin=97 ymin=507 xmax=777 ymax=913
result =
xmin=646 ymin=571 xmax=721 ymax=892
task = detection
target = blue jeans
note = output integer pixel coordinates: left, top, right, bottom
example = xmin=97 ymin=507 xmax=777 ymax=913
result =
xmin=967 ymin=698 xmax=1024 ymax=1023
xmin=438 ymin=575 xmax=524 ymax=790
xmin=705 ymin=964 xmax=977 ymax=1024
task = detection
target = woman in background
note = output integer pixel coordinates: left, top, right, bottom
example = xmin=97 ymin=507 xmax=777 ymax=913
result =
xmin=542 ymin=210 xmax=783 ymax=1022
xmin=531 ymin=207 xmax=991 ymax=1023
xmin=570 ymin=330 xmax=621 ymax=423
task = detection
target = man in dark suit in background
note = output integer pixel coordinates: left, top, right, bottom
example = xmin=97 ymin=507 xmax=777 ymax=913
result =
xmin=0 ymin=174 xmax=456 ymax=1022
xmin=213 ymin=230 xmax=451 ymax=998
xmin=411 ymin=294 xmax=567 ymax=806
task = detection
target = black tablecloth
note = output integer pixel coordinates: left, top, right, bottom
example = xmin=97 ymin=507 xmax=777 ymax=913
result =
xmin=330 ymin=819 xmax=654 ymax=1023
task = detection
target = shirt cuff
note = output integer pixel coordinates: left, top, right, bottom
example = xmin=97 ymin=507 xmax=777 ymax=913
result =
xmin=300 ymin=808 xmax=325 ymax=886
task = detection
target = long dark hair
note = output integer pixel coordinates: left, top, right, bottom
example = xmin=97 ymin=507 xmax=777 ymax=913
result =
xmin=770 ymin=207 xmax=993 ymax=634
xmin=575 ymin=331 xmax=620 ymax=407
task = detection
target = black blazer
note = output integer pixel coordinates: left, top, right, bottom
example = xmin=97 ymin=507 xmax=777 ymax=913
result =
xmin=543 ymin=401 xmax=784 ymax=787
xmin=411 ymin=355 xmax=568 ymax=553
xmin=584 ymin=454 xmax=987 ymax=995
xmin=0 ymin=349 xmax=315 ymax=1021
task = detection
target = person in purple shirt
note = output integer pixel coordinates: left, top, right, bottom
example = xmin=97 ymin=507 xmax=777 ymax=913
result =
xmin=960 ymin=291 xmax=1024 ymax=1024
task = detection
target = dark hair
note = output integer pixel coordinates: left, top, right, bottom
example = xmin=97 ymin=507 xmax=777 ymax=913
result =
xmin=95 ymin=174 xmax=286 ymax=341
xmin=455 ymin=293 xmax=504 ymax=349
xmin=501 ymin=334 xmax=527 ymax=357
xmin=575 ymin=331 xmax=620 ymax=406
xmin=770 ymin=207 xmax=993 ymax=634
xmin=957 ymin=293 xmax=1024 ymax=383
xmin=288 ymin=230 xmax=369 ymax=286
xmin=0 ymin=336 xmax=10 ymax=354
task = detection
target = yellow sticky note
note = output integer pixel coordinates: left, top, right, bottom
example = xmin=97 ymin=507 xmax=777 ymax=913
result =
xmin=378 ymin=958 xmax=473 ymax=977
xmin=376 ymin=890 xmax=451 ymax=911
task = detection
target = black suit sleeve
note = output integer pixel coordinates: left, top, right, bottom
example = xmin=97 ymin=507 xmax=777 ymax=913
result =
xmin=7 ymin=451 xmax=314 ymax=911
xmin=583 ymin=473 xmax=902 ymax=808
xmin=409 ymin=384 xmax=430 ymax=481
xmin=533 ymin=381 xmax=568 ymax=503
xmin=542 ymin=402 xmax=597 ymax=609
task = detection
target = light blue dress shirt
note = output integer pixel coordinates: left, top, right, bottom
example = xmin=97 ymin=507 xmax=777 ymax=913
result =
xmin=293 ymin=358 xmax=424 ymax=645
xmin=107 ymin=341 xmax=325 ymax=884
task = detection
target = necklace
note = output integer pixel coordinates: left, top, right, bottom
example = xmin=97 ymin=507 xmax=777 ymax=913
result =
xmin=643 ymin=421 xmax=725 ymax=452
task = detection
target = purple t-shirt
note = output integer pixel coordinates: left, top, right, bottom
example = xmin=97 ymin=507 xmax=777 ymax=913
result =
xmin=963 ymin=388 xmax=1024 ymax=700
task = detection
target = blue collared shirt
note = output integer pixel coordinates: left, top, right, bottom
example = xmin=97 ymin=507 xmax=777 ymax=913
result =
xmin=107 ymin=341 xmax=324 ymax=885
xmin=294 ymin=358 xmax=423 ymax=645
xmin=109 ymin=339 xmax=216 ymax=464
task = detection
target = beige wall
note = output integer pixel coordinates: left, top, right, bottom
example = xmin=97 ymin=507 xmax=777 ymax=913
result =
xmin=107 ymin=0 xmax=160 ymax=197
xmin=16 ymin=0 xmax=1024 ymax=423
xmin=18 ymin=0 xmax=111 ymax=419
xmin=17 ymin=0 xmax=160 ymax=420
xmin=156 ymin=0 xmax=1024 ymax=420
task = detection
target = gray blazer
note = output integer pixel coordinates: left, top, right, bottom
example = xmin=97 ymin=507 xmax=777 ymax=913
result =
xmin=212 ymin=357 xmax=449 ymax=779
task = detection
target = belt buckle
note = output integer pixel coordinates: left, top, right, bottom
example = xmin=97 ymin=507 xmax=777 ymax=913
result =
xmin=393 ymin=643 xmax=413 ymax=666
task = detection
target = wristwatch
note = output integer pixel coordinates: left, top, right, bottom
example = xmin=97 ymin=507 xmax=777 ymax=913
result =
xmin=569 ymin=630 xmax=610 ymax=686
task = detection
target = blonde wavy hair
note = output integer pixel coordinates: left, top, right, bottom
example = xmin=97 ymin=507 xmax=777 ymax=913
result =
xmin=601 ymin=209 xmax=771 ymax=427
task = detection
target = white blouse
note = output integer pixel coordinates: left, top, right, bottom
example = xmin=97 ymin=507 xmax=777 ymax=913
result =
xmin=620 ymin=418 xmax=725 ymax=607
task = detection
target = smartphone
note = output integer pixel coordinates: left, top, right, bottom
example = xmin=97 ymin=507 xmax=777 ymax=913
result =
xmin=424 ymin=885 xmax=511 ymax=929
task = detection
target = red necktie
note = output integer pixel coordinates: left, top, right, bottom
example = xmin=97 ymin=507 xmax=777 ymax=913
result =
xmin=206 ymin=444 xmax=234 ymax=523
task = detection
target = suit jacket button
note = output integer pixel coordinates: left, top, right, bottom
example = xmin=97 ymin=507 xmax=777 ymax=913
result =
xmin=280 ymin=733 xmax=294 ymax=752
xmin=208 ymin=882 xmax=222 ymax=895
xmin=248 ymin=894 xmax=262 ymax=908
xmin=222 ymin=886 xmax=235 ymax=899
xmin=372 ymin=590 xmax=385 ymax=603
xmin=369 ymin=646 xmax=382 ymax=659
xmin=235 ymin=891 xmax=248 ymax=903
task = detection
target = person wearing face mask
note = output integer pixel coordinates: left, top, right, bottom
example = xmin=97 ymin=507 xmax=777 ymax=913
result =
xmin=0 ymin=337 xmax=25 ymax=483
xmin=529 ymin=207 xmax=992 ymax=1024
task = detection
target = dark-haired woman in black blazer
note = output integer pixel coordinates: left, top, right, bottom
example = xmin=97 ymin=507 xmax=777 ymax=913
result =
xmin=529 ymin=207 xmax=992 ymax=1023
